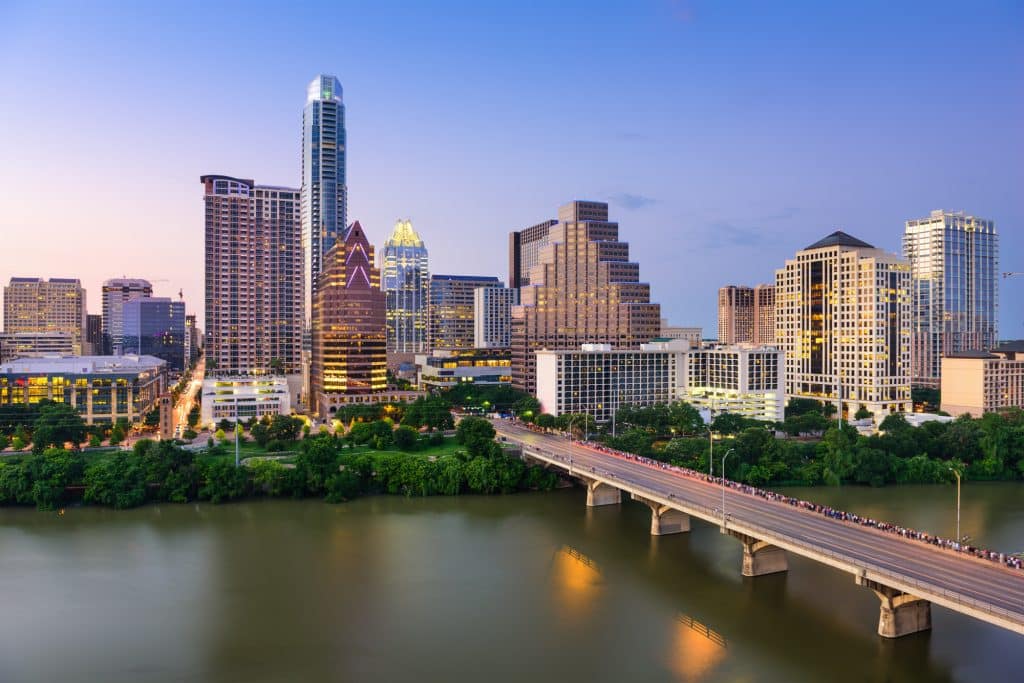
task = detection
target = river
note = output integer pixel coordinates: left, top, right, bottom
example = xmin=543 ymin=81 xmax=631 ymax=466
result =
xmin=1 ymin=483 xmax=1021 ymax=682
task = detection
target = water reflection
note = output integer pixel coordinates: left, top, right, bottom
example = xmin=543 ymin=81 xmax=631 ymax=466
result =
xmin=669 ymin=613 xmax=728 ymax=682
xmin=551 ymin=545 xmax=603 ymax=621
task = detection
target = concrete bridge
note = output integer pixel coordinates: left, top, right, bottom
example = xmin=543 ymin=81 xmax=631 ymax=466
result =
xmin=493 ymin=420 xmax=1024 ymax=639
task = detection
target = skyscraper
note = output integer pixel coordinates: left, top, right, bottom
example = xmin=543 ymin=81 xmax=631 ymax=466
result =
xmin=508 ymin=219 xmax=557 ymax=289
xmin=123 ymin=297 xmax=186 ymax=371
xmin=428 ymin=275 xmax=501 ymax=350
xmin=511 ymin=200 xmax=661 ymax=393
xmin=904 ymin=210 xmax=999 ymax=387
xmin=474 ymin=286 xmax=519 ymax=349
xmin=301 ymin=74 xmax=347 ymax=327
xmin=775 ymin=231 xmax=911 ymax=419
xmin=85 ymin=314 xmax=102 ymax=355
xmin=102 ymin=278 xmax=152 ymax=354
xmin=311 ymin=221 xmax=387 ymax=416
xmin=3 ymin=277 xmax=86 ymax=354
xmin=201 ymin=175 xmax=303 ymax=376
xmin=381 ymin=219 xmax=429 ymax=353
xmin=717 ymin=285 xmax=754 ymax=344
xmin=753 ymin=284 xmax=776 ymax=346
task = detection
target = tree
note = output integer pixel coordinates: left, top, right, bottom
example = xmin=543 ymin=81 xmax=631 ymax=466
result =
xmin=24 ymin=448 xmax=85 ymax=510
xmin=187 ymin=406 xmax=200 ymax=428
xmin=143 ymin=409 xmax=161 ymax=428
xmin=854 ymin=405 xmax=873 ymax=421
xmin=296 ymin=436 xmax=340 ymax=495
xmin=31 ymin=402 xmax=87 ymax=453
xmin=84 ymin=452 xmax=147 ymax=509
xmin=199 ymin=460 xmax=250 ymax=503
xmin=455 ymin=417 xmax=496 ymax=457
xmin=109 ymin=425 xmax=125 ymax=446
xmin=393 ymin=425 xmax=419 ymax=451
xmin=534 ymin=413 xmax=556 ymax=430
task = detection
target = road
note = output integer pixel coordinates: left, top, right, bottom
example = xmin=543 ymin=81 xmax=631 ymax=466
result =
xmin=492 ymin=419 xmax=1024 ymax=636
xmin=174 ymin=358 xmax=204 ymax=435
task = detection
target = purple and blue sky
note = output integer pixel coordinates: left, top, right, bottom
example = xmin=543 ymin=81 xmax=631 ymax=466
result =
xmin=1 ymin=0 xmax=1021 ymax=335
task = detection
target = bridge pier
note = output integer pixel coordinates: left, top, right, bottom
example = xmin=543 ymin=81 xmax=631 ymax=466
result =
xmin=726 ymin=531 xmax=788 ymax=576
xmin=631 ymin=494 xmax=691 ymax=535
xmin=857 ymin=575 xmax=932 ymax=638
xmin=584 ymin=479 xmax=621 ymax=507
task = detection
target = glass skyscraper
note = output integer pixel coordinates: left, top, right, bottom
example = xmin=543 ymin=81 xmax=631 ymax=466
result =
xmin=904 ymin=210 xmax=998 ymax=387
xmin=381 ymin=219 xmax=429 ymax=353
xmin=301 ymin=74 xmax=347 ymax=327
xmin=122 ymin=297 xmax=186 ymax=371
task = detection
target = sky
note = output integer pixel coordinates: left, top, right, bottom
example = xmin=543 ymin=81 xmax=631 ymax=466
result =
xmin=1 ymin=0 xmax=1022 ymax=336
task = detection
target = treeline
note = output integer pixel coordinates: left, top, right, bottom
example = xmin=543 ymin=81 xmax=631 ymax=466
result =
xmin=0 ymin=418 xmax=557 ymax=510
xmin=589 ymin=400 xmax=1024 ymax=487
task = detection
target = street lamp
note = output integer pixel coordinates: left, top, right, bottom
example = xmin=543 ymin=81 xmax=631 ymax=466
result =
xmin=948 ymin=466 xmax=962 ymax=545
xmin=721 ymin=448 xmax=735 ymax=525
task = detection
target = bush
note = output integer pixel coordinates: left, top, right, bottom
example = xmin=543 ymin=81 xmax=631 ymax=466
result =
xmin=393 ymin=425 xmax=419 ymax=451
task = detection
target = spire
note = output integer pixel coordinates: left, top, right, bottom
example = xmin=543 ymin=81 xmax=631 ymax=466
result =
xmin=385 ymin=219 xmax=424 ymax=248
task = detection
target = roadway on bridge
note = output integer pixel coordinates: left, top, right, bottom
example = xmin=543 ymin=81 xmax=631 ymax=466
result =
xmin=493 ymin=420 xmax=1024 ymax=631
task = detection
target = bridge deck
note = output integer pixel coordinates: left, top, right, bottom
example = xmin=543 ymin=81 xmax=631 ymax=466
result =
xmin=493 ymin=420 xmax=1024 ymax=636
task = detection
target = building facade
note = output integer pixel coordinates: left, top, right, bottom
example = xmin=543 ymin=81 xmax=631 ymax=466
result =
xmin=659 ymin=320 xmax=702 ymax=345
xmin=0 ymin=354 xmax=167 ymax=425
xmin=311 ymin=222 xmax=387 ymax=416
xmin=775 ymin=231 xmax=912 ymax=419
xmin=508 ymin=219 xmax=558 ymax=290
xmin=718 ymin=285 xmax=754 ymax=344
xmin=511 ymin=201 xmax=661 ymax=393
xmin=123 ymin=297 xmax=186 ymax=371
xmin=474 ymin=286 xmax=518 ymax=349
xmin=429 ymin=275 xmax=501 ymax=350
xmin=3 ymin=277 xmax=86 ymax=354
xmin=101 ymin=278 xmax=152 ymax=354
xmin=684 ymin=345 xmax=785 ymax=423
xmin=415 ymin=349 xmax=512 ymax=390
xmin=753 ymin=284 xmax=776 ymax=345
xmin=302 ymin=74 xmax=347 ymax=327
xmin=940 ymin=342 xmax=1024 ymax=417
xmin=0 ymin=332 xmax=74 ymax=361
xmin=200 ymin=376 xmax=292 ymax=426
xmin=381 ymin=219 xmax=429 ymax=353
xmin=184 ymin=314 xmax=198 ymax=367
xmin=202 ymin=175 xmax=303 ymax=376
xmin=904 ymin=210 xmax=999 ymax=388
xmin=85 ymin=314 xmax=103 ymax=355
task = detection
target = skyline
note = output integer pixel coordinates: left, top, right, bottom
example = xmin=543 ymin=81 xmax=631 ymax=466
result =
xmin=1 ymin=1 xmax=1022 ymax=334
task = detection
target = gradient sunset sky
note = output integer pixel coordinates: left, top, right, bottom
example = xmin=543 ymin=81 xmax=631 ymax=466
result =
xmin=1 ymin=0 xmax=1021 ymax=334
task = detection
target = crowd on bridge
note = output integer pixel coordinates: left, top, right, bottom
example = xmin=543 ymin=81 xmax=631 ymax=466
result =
xmin=514 ymin=421 xmax=1023 ymax=572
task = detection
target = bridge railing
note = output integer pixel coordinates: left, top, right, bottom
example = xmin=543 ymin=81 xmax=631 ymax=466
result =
xmin=518 ymin=443 xmax=1024 ymax=624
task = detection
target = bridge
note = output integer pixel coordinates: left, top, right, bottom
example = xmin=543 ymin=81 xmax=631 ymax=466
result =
xmin=492 ymin=419 xmax=1024 ymax=639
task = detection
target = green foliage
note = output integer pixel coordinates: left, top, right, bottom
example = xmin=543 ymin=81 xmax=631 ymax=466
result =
xmin=854 ymin=405 xmax=874 ymax=420
xmin=24 ymin=449 xmax=85 ymax=510
xmin=455 ymin=417 xmax=496 ymax=457
xmin=393 ymin=425 xmax=419 ymax=451
xmin=11 ymin=435 xmax=26 ymax=451
xmin=0 ymin=434 xmax=8 ymax=451
xmin=400 ymin=395 xmax=454 ymax=431
xmin=84 ymin=452 xmax=147 ymax=509
xmin=32 ymin=401 xmax=87 ymax=453
xmin=187 ymin=406 xmax=200 ymax=427
xmin=143 ymin=409 xmax=161 ymax=428
xmin=88 ymin=434 xmax=102 ymax=448
xmin=534 ymin=413 xmax=556 ymax=429
xmin=199 ymin=461 xmax=250 ymax=503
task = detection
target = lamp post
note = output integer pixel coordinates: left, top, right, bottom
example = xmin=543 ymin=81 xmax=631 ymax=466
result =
xmin=949 ymin=466 xmax=962 ymax=545
xmin=721 ymin=448 xmax=735 ymax=525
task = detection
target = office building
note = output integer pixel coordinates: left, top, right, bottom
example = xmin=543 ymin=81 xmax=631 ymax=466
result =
xmin=660 ymin=320 xmax=702 ymax=345
xmin=311 ymin=221 xmax=387 ymax=416
xmin=201 ymin=175 xmax=303 ymax=376
xmin=184 ymin=314 xmax=198 ymax=367
xmin=904 ymin=210 xmax=999 ymax=387
xmin=429 ymin=275 xmax=501 ymax=350
xmin=123 ymin=297 xmax=186 ymax=371
xmin=302 ymin=74 xmax=347 ymax=326
xmin=0 ymin=332 xmax=74 ymax=361
xmin=718 ymin=285 xmax=754 ymax=344
xmin=3 ymin=277 xmax=86 ymax=354
xmin=381 ymin=219 xmax=429 ymax=353
xmin=415 ymin=349 xmax=512 ymax=390
xmin=474 ymin=286 xmax=518 ymax=349
xmin=200 ymin=376 xmax=292 ymax=426
xmin=753 ymin=284 xmax=776 ymax=345
xmin=101 ymin=278 xmax=152 ymax=354
xmin=0 ymin=354 xmax=168 ymax=425
xmin=684 ymin=344 xmax=785 ymax=423
xmin=775 ymin=231 xmax=911 ymax=419
xmin=508 ymin=219 xmax=557 ymax=289
xmin=511 ymin=201 xmax=661 ymax=393
xmin=85 ymin=314 xmax=102 ymax=355
xmin=940 ymin=342 xmax=1024 ymax=417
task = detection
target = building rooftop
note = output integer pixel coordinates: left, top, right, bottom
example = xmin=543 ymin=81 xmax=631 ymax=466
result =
xmin=946 ymin=350 xmax=998 ymax=359
xmin=994 ymin=340 xmax=1024 ymax=353
xmin=431 ymin=274 xmax=502 ymax=283
xmin=0 ymin=355 xmax=167 ymax=374
xmin=385 ymin=219 xmax=425 ymax=248
xmin=804 ymin=231 xmax=875 ymax=251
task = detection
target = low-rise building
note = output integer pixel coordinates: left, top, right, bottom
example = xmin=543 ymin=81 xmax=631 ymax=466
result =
xmin=200 ymin=376 xmax=292 ymax=426
xmin=535 ymin=340 xmax=785 ymax=424
xmin=659 ymin=320 xmax=702 ymax=345
xmin=0 ymin=354 xmax=168 ymax=424
xmin=416 ymin=349 xmax=512 ymax=390
xmin=941 ymin=342 xmax=1024 ymax=417
xmin=0 ymin=332 xmax=75 ymax=361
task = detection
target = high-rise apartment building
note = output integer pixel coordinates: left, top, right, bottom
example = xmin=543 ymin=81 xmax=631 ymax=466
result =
xmin=904 ymin=210 xmax=998 ymax=387
xmin=775 ymin=231 xmax=911 ymax=419
xmin=311 ymin=221 xmax=387 ymax=416
xmin=474 ymin=286 xmax=519 ymax=349
xmin=508 ymin=219 xmax=557 ymax=289
xmin=511 ymin=200 xmax=661 ymax=393
xmin=201 ymin=175 xmax=303 ymax=376
xmin=3 ymin=277 xmax=86 ymax=354
xmin=381 ymin=219 xmax=429 ymax=353
xmin=753 ymin=284 xmax=776 ymax=345
xmin=718 ymin=285 xmax=753 ymax=343
xmin=85 ymin=314 xmax=102 ymax=355
xmin=123 ymin=297 xmax=186 ymax=371
xmin=184 ymin=314 xmax=198 ymax=367
xmin=301 ymin=74 xmax=347 ymax=326
xmin=101 ymin=278 xmax=152 ymax=354
xmin=429 ymin=275 xmax=501 ymax=351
